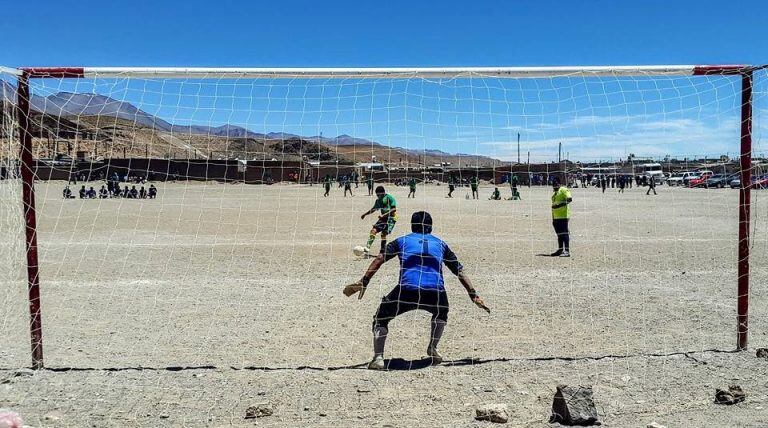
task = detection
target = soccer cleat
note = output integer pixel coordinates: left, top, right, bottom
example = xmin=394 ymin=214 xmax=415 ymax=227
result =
xmin=427 ymin=347 xmax=443 ymax=364
xmin=559 ymin=251 xmax=570 ymax=257
xmin=550 ymin=249 xmax=563 ymax=257
xmin=367 ymin=355 xmax=385 ymax=370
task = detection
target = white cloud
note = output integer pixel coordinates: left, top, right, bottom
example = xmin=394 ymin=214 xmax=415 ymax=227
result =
xmin=479 ymin=116 xmax=742 ymax=162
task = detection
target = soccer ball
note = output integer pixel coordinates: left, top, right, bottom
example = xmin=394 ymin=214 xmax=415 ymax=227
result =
xmin=353 ymin=246 xmax=367 ymax=257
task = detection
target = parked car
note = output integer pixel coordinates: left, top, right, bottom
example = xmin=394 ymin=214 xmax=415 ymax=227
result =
xmin=729 ymin=175 xmax=768 ymax=189
xmin=667 ymin=171 xmax=695 ymax=186
xmin=684 ymin=170 xmax=713 ymax=186
xmin=705 ymin=173 xmax=738 ymax=188
xmin=688 ymin=171 xmax=713 ymax=187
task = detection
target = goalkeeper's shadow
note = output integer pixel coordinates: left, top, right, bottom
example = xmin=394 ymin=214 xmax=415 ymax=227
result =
xmin=328 ymin=357 xmax=489 ymax=371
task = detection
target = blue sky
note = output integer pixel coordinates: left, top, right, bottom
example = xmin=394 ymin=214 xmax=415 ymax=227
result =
xmin=1 ymin=0 xmax=766 ymax=161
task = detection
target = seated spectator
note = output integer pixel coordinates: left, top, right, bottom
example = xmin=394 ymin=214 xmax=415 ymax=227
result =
xmin=129 ymin=186 xmax=139 ymax=199
xmin=139 ymin=186 xmax=147 ymax=199
xmin=123 ymin=186 xmax=130 ymax=198
xmin=99 ymin=186 xmax=109 ymax=199
xmin=148 ymin=184 xmax=157 ymax=199
xmin=87 ymin=187 xmax=97 ymax=198
xmin=79 ymin=185 xmax=86 ymax=199
xmin=489 ymin=187 xmax=501 ymax=200
xmin=62 ymin=186 xmax=74 ymax=199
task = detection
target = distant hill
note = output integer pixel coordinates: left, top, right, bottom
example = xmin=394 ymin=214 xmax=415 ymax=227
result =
xmin=0 ymin=81 xmax=505 ymax=166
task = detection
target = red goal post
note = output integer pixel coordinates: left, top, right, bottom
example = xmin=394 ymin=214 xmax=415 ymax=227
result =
xmin=8 ymin=64 xmax=762 ymax=369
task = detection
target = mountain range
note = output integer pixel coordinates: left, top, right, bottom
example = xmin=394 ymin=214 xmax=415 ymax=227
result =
xmin=0 ymin=80 xmax=500 ymax=164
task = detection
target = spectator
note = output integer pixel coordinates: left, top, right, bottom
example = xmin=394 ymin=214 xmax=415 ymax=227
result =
xmin=62 ymin=186 xmax=74 ymax=199
xmin=489 ymin=187 xmax=501 ymax=200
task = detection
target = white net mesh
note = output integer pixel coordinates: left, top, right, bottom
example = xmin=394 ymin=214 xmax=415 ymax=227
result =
xmin=0 ymin=69 xmax=27 ymax=371
xmin=1 ymin=68 xmax=767 ymax=426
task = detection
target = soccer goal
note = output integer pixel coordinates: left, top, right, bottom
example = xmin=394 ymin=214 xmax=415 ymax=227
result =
xmin=0 ymin=65 xmax=766 ymax=372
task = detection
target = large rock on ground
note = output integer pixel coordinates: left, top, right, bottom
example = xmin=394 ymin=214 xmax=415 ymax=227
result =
xmin=714 ymin=385 xmax=745 ymax=405
xmin=549 ymin=384 xmax=600 ymax=426
xmin=756 ymin=348 xmax=768 ymax=359
xmin=244 ymin=403 xmax=273 ymax=419
xmin=475 ymin=403 xmax=509 ymax=423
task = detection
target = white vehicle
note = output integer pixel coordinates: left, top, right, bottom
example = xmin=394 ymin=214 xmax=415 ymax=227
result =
xmin=637 ymin=163 xmax=666 ymax=184
xmin=667 ymin=171 xmax=696 ymax=186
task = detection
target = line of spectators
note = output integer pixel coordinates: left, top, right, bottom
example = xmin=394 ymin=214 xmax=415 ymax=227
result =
xmin=63 ymin=184 xmax=157 ymax=199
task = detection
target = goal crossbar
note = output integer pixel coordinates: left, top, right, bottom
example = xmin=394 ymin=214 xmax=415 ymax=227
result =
xmin=12 ymin=64 xmax=758 ymax=79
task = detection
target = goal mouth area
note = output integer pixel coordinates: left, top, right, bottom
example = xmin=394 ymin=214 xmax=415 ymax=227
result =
xmin=10 ymin=64 xmax=759 ymax=79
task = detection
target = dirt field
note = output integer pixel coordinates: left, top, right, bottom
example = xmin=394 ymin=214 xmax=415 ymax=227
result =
xmin=2 ymin=181 xmax=768 ymax=427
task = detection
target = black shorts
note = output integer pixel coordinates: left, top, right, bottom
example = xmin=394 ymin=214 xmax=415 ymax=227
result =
xmin=373 ymin=216 xmax=397 ymax=234
xmin=373 ymin=286 xmax=449 ymax=329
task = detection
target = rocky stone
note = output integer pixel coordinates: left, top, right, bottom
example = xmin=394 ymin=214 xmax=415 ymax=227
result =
xmin=647 ymin=422 xmax=667 ymax=428
xmin=714 ymin=385 xmax=745 ymax=405
xmin=756 ymin=348 xmax=768 ymax=359
xmin=245 ymin=403 xmax=273 ymax=419
xmin=549 ymin=384 xmax=600 ymax=426
xmin=12 ymin=369 xmax=34 ymax=378
xmin=475 ymin=403 xmax=509 ymax=423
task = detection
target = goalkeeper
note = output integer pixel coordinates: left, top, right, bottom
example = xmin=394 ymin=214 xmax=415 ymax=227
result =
xmin=344 ymin=211 xmax=489 ymax=370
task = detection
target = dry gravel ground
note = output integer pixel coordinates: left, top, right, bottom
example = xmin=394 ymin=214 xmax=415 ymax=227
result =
xmin=2 ymin=181 xmax=768 ymax=427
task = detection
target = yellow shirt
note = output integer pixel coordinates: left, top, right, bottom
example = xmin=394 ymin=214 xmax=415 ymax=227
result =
xmin=551 ymin=187 xmax=572 ymax=219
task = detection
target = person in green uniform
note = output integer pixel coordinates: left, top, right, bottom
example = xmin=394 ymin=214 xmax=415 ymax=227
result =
xmin=344 ymin=176 xmax=353 ymax=197
xmin=470 ymin=176 xmax=479 ymax=199
xmin=365 ymin=175 xmax=375 ymax=196
xmin=323 ymin=175 xmax=332 ymax=197
xmin=447 ymin=175 xmax=456 ymax=198
xmin=407 ymin=178 xmax=417 ymax=198
xmin=508 ymin=187 xmax=521 ymax=200
xmin=489 ymin=187 xmax=501 ymax=200
xmin=550 ymin=178 xmax=573 ymax=257
xmin=360 ymin=186 xmax=398 ymax=255
xmin=509 ymin=174 xmax=519 ymax=193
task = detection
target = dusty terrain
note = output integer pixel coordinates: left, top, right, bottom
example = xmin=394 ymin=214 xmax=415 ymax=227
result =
xmin=2 ymin=181 xmax=768 ymax=427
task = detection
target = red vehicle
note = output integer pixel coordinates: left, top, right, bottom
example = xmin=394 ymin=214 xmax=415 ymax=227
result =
xmin=687 ymin=171 xmax=713 ymax=188
xmin=754 ymin=175 xmax=768 ymax=189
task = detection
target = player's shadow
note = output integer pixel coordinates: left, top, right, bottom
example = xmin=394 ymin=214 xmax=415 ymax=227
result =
xmin=382 ymin=357 xmax=436 ymax=371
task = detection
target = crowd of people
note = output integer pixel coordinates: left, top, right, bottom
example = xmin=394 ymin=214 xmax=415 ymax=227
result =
xmin=62 ymin=173 xmax=158 ymax=200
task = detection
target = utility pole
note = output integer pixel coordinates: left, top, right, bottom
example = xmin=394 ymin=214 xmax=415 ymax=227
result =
xmin=517 ymin=133 xmax=520 ymax=164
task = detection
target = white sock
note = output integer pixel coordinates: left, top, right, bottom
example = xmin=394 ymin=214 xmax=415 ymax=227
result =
xmin=373 ymin=326 xmax=388 ymax=358
xmin=428 ymin=319 xmax=446 ymax=352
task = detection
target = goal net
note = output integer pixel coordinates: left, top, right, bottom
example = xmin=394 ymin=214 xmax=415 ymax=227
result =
xmin=1 ymin=66 xmax=766 ymax=373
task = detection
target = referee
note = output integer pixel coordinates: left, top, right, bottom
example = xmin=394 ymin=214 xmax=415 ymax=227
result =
xmin=550 ymin=178 xmax=573 ymax=257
